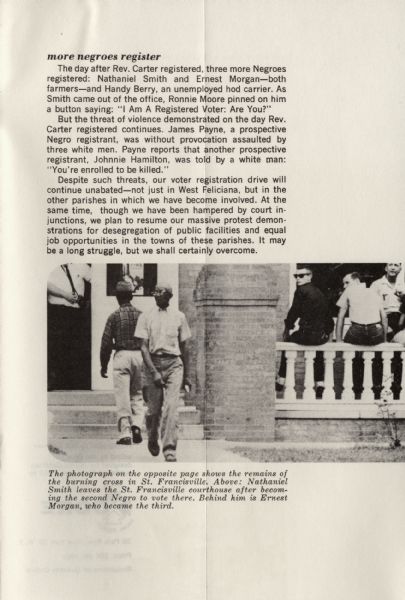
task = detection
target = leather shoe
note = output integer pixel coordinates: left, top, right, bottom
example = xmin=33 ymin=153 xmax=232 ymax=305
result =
xmin=132 ymin=426 xmax=143 ymax=444
xmin=148 ymin=440 xmax=160 ymax=457
xmin=164 ymin=452 xmax=177 ymax=462
xmin=116 ymin=437 xmax=132 ymax=445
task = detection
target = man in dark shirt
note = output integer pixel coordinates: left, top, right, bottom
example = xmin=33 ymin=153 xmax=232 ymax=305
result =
xmin=100 ymin=280 xmax=144 ymax=445
xmin=277 ymin=266 xmax=333 ymax=393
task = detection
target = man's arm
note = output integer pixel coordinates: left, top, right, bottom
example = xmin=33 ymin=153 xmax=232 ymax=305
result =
xmin=284 ymin=289 xmax=301 ymax=339
xmin=47 ymin=282 xmax=77 ymax=304
xmin=100 ymin=316 xmax=114 ymax=377
xmin=140 ymin=339 xmax=164 ymax=387
xmin=336 ymin=306 xmax=347 ymax=342
xmin=180 ymin=339 xmax=191 ymax=390
xmin=379 ymin=307 xmax=388 ymax=342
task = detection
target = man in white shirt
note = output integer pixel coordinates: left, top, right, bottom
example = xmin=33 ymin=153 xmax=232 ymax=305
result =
xmin=134 ymin=282 xmax=191 ymax=462
xmin=370 ymin=263 xmax=405 ymax=397
xmin=336 ymin=273 xmax=387 ymax=345
xmin=336 ymin=272 xmax=386 ymax=397
xmin=370 ymin=263 xmax=405 ymax=340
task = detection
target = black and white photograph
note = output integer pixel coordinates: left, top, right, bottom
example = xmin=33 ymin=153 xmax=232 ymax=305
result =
xmin=48 ymin=262 xmax=405 ymax=463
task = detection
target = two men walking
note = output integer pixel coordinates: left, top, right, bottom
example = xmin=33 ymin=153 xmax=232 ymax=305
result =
xmin=100 ymin=280 xmax=191 ymax=462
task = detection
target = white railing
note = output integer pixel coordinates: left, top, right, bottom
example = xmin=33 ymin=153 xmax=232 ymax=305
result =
xmin=276 ymin=342 xmax=405 ymax=417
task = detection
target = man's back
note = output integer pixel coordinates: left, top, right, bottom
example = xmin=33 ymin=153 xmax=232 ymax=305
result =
xmin=286 ymin=282 xmax=331 ymax=331
xmin=107 ymin=303 xmax=142 ymax=350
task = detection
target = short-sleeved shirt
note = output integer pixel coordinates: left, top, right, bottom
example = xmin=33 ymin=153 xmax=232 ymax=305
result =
xmin=100 ymin=303 xmax=142 ymax=371
xmin=48 ymin=264 xmax=91 ymax=308
xmin=370 ymin=275 xmax=405 ymax=314
xmin=336 ymin=283 xmax=383 ymax=324
xmin=135 ymin=305 xmax=191 ymax=356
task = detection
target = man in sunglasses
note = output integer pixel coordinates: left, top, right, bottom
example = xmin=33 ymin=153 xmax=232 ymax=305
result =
xmin=135 ymin=282 xmax=191 ymax=462
xmin=276 ymin=266 xmax=334 ymax=395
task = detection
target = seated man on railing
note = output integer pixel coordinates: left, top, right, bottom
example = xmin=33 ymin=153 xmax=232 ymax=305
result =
xmin=276 ymin=265 xmax=334 ymax=397
xmin=336 ymin=272 xmax=387 ymax=397
xmin=371 ymin=263 xmax=405 ymax=397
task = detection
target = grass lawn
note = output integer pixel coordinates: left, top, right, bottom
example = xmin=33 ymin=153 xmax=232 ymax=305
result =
xmin=231 ymin=445 xmax=405 ymax=462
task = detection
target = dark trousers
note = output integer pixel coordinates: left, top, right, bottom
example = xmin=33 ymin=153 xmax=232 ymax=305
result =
xmin=343 ymin=322 xmax=385 ymax=395
xmin=278 ymin=329 xmax=328 ymax=382
xmin=48 ymin=304 xmax=91 ymax=390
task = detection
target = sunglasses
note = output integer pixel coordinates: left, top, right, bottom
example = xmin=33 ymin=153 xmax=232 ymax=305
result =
xmin=294 ymin=273 xmax=311 ymax=279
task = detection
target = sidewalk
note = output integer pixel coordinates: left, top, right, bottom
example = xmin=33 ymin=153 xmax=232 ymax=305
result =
xmin=47 ymin=437 xmax=391 ymax=463
xmin=48 ymin=438 xmax=253 ymax=463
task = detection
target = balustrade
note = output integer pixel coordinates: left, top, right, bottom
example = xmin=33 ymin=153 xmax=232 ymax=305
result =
xmin=276 ymin=342 xmax=405 ymax=416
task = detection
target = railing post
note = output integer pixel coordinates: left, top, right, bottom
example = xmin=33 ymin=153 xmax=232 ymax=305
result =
xmin=302 ymin=350 xmax=315 ymax=400
xmin=323 ymin=350 xmax=335 ymax=400
xmin=285 ymin=350 xmax=297 ymax=399
xmin=362 ymin=351 xmax=374 ymax=401
xmin=382 ymin=350 xmax=394 ymax=398
xmin=341 ymin=350 xmax=355 ymax=400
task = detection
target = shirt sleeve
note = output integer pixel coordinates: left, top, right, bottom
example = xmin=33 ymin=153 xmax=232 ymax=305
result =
xmin=336 ymin=290 xmax=349 ymax=310
xmin=178 ymin=313 xmax=191 ymax=342
xmin=82 ymin=264 xmax=91 ymax=282
xmin=100 ymin=314 xmax=114 ymax=371
xmin=134 ymin=313 xmax=149 ymax=340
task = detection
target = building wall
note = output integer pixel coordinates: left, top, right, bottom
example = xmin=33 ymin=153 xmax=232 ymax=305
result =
xmin=178 ymin=264 xmax=203 ymax=405
xmin=178 ymin=264 xmax=288 ymax=439
xmin=178 ymin=263 xmax=290 ymax=409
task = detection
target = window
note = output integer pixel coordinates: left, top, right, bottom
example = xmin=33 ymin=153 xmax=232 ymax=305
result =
xmin=106 ymin=264 xmax=157 ymax=296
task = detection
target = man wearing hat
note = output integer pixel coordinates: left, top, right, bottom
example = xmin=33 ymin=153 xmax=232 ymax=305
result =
xmin=276 ymin=266 xmax=334 ymax=395
xmin=100 ymin=280 xmax=144 ymax=445
xmin=134 ymin=282 xmax=191 ymax=462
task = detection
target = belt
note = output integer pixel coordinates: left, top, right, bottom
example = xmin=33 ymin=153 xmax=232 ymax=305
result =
xmin=115 ymin=347 xmax=142 ymax=352
xmin=151 ymin=352 xmax=178 ymax=358
xmin=351 ymin=322 xmax=381 ymax=327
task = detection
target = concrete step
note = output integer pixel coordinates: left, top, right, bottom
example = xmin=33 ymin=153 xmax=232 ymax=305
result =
xmin=48 ymin=391 xmax=203 ymax=440
xmin=49 ymin=405 xmax=202 ymax=425
xmin=49 ymin=423 xmax=204 ymax=441
xmin=48 ymin=390 xmax=130 ymax=406
xmin=48 ymin=390 xmax=190 ymax=406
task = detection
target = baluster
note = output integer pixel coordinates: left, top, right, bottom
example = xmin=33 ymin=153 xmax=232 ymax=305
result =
xmin=303 ymin=350 xmax=316 ymax=400
xmin=342 ymin=350 xmax=355 ymax=401
xmin=323 ymin=351 xmax=335 ymax=401
xmin=382 ymin=350 xmax=394 ymax=399
xmin=284 ymin=350 xmax=297 ymax=399
xmin=362 ymin=351 xmax=374 ymax=401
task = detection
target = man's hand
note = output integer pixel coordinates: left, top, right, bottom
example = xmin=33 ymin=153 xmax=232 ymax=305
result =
xmin=152 ymin=371 xmax=165 ymax=388
xmin=100 ymin=368 xmax=108 ymax=378
xmin=65 ymin=291 xmax=78 ymax=304
xmin=184 ymin=376 xmax=192 ymax=393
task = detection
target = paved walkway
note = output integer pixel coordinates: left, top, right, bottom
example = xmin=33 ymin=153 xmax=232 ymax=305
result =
xmin=48 ymin=437 xmax=390 ymax=463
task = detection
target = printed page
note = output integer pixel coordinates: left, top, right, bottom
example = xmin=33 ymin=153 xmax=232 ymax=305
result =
xmin=2 ymin=1 xmax=405 ymax=599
